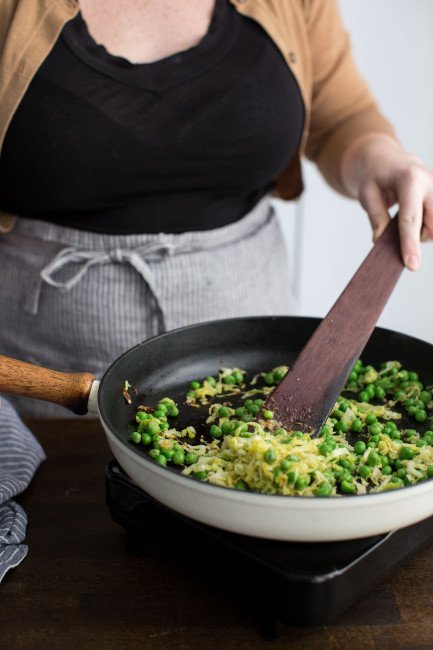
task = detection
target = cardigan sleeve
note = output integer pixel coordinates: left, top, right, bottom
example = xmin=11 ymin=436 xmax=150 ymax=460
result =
xmin=303 ymin=0 xmax=397 ymax=194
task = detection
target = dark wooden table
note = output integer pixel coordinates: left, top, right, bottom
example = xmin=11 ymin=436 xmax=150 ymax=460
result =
xmin=2 ymin=419 xmax=433 ymax=650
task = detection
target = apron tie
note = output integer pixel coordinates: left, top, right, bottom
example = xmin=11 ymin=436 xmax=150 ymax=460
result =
xmin=25 ymin=242 xmax=175 ymax=333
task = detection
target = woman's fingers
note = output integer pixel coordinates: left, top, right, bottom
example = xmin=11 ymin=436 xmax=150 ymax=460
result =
xmin=358 ymin=181 xmax=391 ymax=243
xmin=395 ymin=169 xmax=426 ymax=271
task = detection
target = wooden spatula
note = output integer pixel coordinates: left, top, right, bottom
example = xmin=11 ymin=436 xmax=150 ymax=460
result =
xmin=263 ymin=216 xmax=404 ymax=434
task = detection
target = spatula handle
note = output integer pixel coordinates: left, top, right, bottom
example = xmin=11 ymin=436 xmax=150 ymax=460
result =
xmin=0 ymin=355 xmax=95 ymax=414
xmin=265 ymin=216 xmax=404 ymax=432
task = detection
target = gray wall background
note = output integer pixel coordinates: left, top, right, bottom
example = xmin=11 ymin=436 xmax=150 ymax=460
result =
xmin=276 ymin=0 xmax=433 ymax=344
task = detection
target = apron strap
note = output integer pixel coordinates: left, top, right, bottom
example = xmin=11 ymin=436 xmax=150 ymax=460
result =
xmin=24 ymin=242 xmax=176 ymax=334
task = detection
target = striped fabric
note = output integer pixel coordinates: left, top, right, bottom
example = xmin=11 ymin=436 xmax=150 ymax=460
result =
xmin=0 ymin=195 xmax=295 ymax=417
xmin=0 ymin=398 xmax=46 ymax=583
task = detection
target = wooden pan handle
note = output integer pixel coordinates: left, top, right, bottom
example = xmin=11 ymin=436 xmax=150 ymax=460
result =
xmin=0 ymin=355 xmax=95 ymax=415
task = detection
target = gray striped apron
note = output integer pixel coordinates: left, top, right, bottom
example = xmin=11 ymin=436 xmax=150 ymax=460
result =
xmin=0 ymin=196 xmax=295 ymax=416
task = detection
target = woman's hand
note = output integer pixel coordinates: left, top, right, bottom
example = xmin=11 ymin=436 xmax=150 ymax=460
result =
xmin=340 ymin=133 xmax=433 ymax=270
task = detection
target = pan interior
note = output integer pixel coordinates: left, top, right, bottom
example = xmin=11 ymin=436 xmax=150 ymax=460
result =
xmin=98 ymin=316 xmax=433 ymax=474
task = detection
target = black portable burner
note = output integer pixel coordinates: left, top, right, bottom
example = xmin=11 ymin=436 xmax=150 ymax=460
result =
xmin=106 ymin=460 xmax=433 ymax=636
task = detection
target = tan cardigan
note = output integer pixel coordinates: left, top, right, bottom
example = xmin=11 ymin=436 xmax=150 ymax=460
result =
xmin=0 ymin=0 xmax=396 ymax=231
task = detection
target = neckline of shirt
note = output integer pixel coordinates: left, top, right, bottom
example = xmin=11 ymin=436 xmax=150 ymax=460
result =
xmin=61 ymin=0 xmax=240 ymax=93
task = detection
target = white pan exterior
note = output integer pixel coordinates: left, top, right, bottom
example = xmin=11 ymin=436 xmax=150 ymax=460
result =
xmin=102 ymin=418 xmax=433 ymax=542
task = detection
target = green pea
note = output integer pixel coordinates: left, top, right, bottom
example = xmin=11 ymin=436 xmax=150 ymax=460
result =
xmin=338 ymin=459 xmax=355 ymax=471
xmin=382 ymin=466 xmax=393 ymax=475
xmin=148 ymin=448 xmax=160 ymax=459
xmin=135 ymin=411 xmax=149 ymax=421
xmin=276 ymin=428 xmax=287 ymax=437
xmin=235 ymin=407 xmax=246 ymax=418
xmin=365 ymin=384 xmax=376 ymax=398
xmin=130 ymin=431 xmax=141 ymax=444
xmin=224 ymin=375 xmax=236 ymax=385
xmin=341 ymin=480 xmax=356 ymax=494
xmin=160 ymin=448 xmax=175 ymax=460
xmin=399 ymin=447 xmax=415 ymax=460
xmin=235 ymin=480 xmax=247 ymax=490
xmin=395 ymin=468 xmax=406 ymax=480
xmin=365 ymin=413 xmax=377 ymax=425
xmin=264 ymin=448 xmax=276 ymax=463
xmin=295 ymin=476 xmax=310 ymax=490
xmin=415 ymin=409 xmax=427 ymax=423
xmin=156 ymin=454 xmax=167 ymax=466
xmin=407 ymin=405 xmax=418 ymax=416
xmin=367 ymin=451 xmax=380 ymax=467
xmin=141 ymin=432 xmax=152 ymax=445
xmin=166 ymin=404 xmax=179 ymax=417
xmin=210 ymin=424 xmax=222 ymax=438
xmin=280 ymin=459 xmax=292 ymax=472
xmin=264 ymin=372 xmax=275 ymax=386
xmin=351 ymin=419 xmax=363 ymax=433
xmin=273 ymin=368 xmax=287 ymax=382
xmin=374 ymin=386 xmax=386 ymax=399
xmin=185 ymin=452 xmax=199 ymax=465
xmin=232 ymin=370 xmax=244 ymax=384
xmin=218 ymin=406 xmax=231 ymax=418
xmin=194 ymin=470 xmax=207 ymax=480
xmin=321 ymin=425 xmax=331 ymax=436
xmin=153 ymin=410 xmax=166 ymax=420
xmin=408 ymin=371 xmax=419 ymax=382
xmin=189 ymin=380 xmax=201 ymax=390
xmin=358 ymin=391 xmax=369 ymax=403
xmin=335 ymin=468 xmax=352 ymax=482
xmin=369 ymin=434 xmax=380 ymax=444
xmin=359 ymin=464 xmax=372 ymax=479
xmin=147 ymin=421 xmax=161 ymax=436
xmin=427 ymin=466 xmax=433 ymax=478
xmin=333 ymin=409 xmax=344 ymax=420
xmin=420 ymin=390 xmax=432 ymax=404
xmin=253 ymin=399 xmax=265 ymax=407
xmin=247 ymin=404 xmax=260 ymax=416
xmin=348 ymin=371 xmax=358 ymax=382
xmin=318 ymin=443 xmax=332 ymax=456
xmin=263 ymin=410 xmax=274 ymax=420
xmin=206 ymin=376 xmax=217 ymax=386
xmin=335 ymin=421 xmax=349 ymax=433
xmin=316 ymin=482 xmax=332 ymax=496
xmin=380 ymin=455 xmax=390 ymax=467
xmin=172 ymin=451 xmax=185 ymax=465
xmin=354 ymin=440 xmax=367 ymax=455
xmin=221 ymin=422 xmax=232 ymax=435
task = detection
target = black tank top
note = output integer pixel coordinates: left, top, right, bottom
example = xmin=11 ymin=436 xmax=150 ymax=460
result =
xmin=0 ymin=0 xmax=304 ymax=233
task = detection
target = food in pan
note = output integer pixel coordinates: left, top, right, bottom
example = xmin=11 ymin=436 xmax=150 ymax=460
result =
xmin=128 ymin=361 xmax=433 ymax=496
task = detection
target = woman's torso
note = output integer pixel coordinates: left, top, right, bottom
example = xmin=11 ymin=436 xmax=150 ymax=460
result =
xmin=0 ymin=0 xmax=304 ymax=233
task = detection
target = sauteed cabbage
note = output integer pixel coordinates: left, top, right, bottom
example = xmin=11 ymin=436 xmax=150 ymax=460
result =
xmin=128 ymin=360 xmax=433 ymax=496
